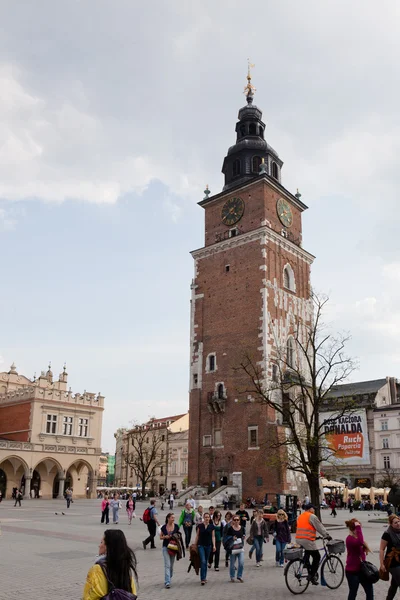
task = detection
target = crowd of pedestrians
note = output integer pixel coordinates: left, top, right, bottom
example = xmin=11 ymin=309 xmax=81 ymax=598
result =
xmin=85 ymin=491 xmax=400 ymax=599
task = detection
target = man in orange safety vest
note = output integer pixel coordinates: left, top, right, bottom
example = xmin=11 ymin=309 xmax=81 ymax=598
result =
xmin=295 ymin=503 xmax=332 ymax=585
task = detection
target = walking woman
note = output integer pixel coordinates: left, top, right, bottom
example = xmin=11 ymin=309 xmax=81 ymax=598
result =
xmin=110 ymin=493 xmax=120 ymax=524
xmin=225 ymin=514 xmax=245 ymax=582
xmin=249 ymin=509 xmax=269 ymax=567
xmin=160 ymin=512 xmax=180 ymax=589
xmin=195 ymin=505 xmax=204 ymax=527
xmin=380 ymin=513 xmax=400 ymax=600
xmin=223 ymin=511 xmax=233 ymax=568
xmin=83 ymin=529 xmax=137 ymax=600
xmin=209 ymin=510 xmax=223 ymax=571
xmin=194 ymin=512 xmax=216 ymax=585
xmin=273 ymin=509 xmax=291 ymax=567
xmin=178 ymin=501 xmax=195 ymax=549
xmin=126 ymin=494 xmax=136 ymax=525
xmin=100 ymin=494 xmax=109 ymax=524
xmin=346 ymin=518 xmax=373 ymax=600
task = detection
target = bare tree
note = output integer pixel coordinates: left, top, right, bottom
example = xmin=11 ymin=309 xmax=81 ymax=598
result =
xmin=238 ymin=293 xmax=357 ymax=518
xmin=125 ymin=426 xmax=165 ymax=495
xmin=376 ymin=468 xmax=400 ymax=489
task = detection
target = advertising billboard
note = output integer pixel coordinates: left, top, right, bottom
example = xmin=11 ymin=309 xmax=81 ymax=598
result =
xmin=322 ymin=409 xmax=370 ymax=466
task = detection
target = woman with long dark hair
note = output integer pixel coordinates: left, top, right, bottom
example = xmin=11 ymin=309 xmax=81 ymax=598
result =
xmin=208 ymin=510 xmax=223 ymax=571
xmin=160 ymin=512 xmax=180 ymax=588
xmin=83 ymin=529 xmax=138 ymax=599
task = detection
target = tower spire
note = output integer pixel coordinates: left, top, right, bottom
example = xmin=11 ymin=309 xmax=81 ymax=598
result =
xmin=244 ymin=59 xmax=256 ymax=104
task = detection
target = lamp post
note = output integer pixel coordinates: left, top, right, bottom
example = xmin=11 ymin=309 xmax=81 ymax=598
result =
xmin=106 ymin=467 xmax=109 ymax=487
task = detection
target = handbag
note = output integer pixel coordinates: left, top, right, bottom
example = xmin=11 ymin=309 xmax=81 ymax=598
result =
xmin=379 ymin=566 xmax=389 ymax=581
xmin=167 ymin=541 xmax=179 ymax=554
xmin=231 ymin=538 xmax=244 ymax=555
xmin=246 ymin=535 xmax=253 ymax=546
xmin=360 ymin=560 xmax=379 ymax=584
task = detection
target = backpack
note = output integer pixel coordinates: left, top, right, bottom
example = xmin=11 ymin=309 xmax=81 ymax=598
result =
xmin=100 ymin=565 xmax=137 ymax=600
xmin=143 ymin=506 xmax=153 ymax=524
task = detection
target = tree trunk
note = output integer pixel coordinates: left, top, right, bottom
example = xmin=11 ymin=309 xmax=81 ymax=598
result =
xmin=307 ymin=472 xmax=322 ymax=520
xmin=141 ymin=477 xmax=147 ymax=500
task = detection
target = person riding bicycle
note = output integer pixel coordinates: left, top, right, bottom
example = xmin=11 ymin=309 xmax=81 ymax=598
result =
xmin=295 ymin=503 xmax=332 ymax=585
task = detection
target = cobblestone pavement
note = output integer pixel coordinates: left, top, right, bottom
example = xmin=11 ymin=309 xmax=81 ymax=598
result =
xmin=0 ymin=500 xmax=394 ymax=599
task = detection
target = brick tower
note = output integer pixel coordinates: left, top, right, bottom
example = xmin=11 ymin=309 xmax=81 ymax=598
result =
xmin=188 ymin=69 xmax=314 ymax=499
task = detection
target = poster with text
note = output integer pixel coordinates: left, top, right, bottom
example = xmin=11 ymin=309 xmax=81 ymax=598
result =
xmin=322 ymin=409 xmax=370 ymax=466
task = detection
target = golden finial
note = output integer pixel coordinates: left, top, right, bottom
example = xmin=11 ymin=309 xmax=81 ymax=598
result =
xmin=244 ymin=59 xmax=256 ymax=103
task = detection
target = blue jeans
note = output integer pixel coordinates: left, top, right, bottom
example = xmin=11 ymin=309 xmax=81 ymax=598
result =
xmin=275 ymin=539 xmax=287 ymax=565
xmin=112 ymin=507 xmax=119 ymax=523
xmin=162 ymin=547 xmax=175 ymax=585
xmin=230 ymin=551 xmax=244 ymax=579
xmin=345 ymin=571 xmax=373 ymax=600
xmin=198 ymin=545 xmax=211 ymax=581
xmin=254 ymin=535 xmax=264 ymax=563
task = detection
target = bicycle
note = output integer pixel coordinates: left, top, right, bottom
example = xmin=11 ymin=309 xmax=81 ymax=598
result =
xmin=284 ymin=537 xmax=345 ymax=595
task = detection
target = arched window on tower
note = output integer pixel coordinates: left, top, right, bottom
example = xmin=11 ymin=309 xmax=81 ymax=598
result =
xmin=283 ymin=267 xmax=290 ymax=289
xmin=239 ymin=124 xmax=246 ymax=138
xmin=283 ymin=264 xmax=295 ymax=292
xmin=252 ymin=156 xmax=262 ymax=174
xmin=259 ymin=126 xmax=264 ymax=139
xmin=286 ymin=337 xmax=295 ymax=369
xmin=217 ymin=383 xmax=224 ymax=399
xmin=272 ymin=161 xmax=279 ymax=180
xmin=233 ymin=159 xmax=241 ymax=177
xmin=249 ymin=123 xmax=257 ymax=135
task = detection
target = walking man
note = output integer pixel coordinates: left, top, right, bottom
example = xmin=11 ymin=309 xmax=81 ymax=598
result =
xmin=142 ymin=499 xmax=160 ymax=550
xmin=65 ymin=487 xmax=73 ymax=508
xmin=14 ymin=489 xmax=22 ymax=507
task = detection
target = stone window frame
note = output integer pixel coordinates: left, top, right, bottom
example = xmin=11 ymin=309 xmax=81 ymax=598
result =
xmin=206 ymin=353 xmax=217 ymax=373
xmin=214 ymin=428 xmax=222 ymax=447
xmin=283 ymin=263 xmax=296 ymax=293
xmin=78 ymin=417 xmax=89 ymax=437
xmin=203 ymin=435 xmax=212 ymax=447
xmin=62 ymin=415 xmax=73 ymax=436
xmin=248 ymin=425 xmax=259 ymax=449
xmin=46 ymin=414 xmax=57 ymax=434
xmin=286 ymin=336 xmax=295 ymax=369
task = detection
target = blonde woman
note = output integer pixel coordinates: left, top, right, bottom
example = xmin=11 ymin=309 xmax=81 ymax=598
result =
xmin=272 ymin=509 xmax=291 ymax=567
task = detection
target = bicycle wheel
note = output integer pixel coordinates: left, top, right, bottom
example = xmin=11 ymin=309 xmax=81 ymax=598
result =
xmin=284 ymin=559 xmax=310 ymax=595
xmin=321 ymin=554 xmax=344 ymax=589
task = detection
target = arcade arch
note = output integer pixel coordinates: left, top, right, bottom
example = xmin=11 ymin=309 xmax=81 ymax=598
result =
xmin=0 ymin=456 xmax=29 ymax=498
xmin=65 ymin=459 xmax=95 ymax=498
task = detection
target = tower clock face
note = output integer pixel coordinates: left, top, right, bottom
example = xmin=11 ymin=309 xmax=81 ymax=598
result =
xmin=277 ymin=198 xmax=293 ymax=228
xmin=221 ymin=197 xmax=245 ymax=226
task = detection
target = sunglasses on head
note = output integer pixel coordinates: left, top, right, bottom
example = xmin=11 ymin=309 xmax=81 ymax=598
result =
xmin=233 ymin=518 xmax=240 ymax=521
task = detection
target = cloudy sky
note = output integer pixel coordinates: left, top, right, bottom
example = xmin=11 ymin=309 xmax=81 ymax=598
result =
xmin=1 ymin=1 xmax=399 ymax=452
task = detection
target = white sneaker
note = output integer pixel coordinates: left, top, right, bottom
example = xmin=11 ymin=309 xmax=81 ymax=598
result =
xmin=280 ymin=564 xmax=284 ymax=568
xmin=276 ymin=562 xmax=280 ymax=567
xmin=256 ymin=563 xmax=260 ymax=567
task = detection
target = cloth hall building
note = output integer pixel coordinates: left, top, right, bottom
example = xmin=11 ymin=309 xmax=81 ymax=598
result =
xmin=0 ymin=363 xmax=104 ymax=499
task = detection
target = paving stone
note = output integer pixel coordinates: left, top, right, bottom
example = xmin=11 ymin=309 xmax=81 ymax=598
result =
xmin=0 ymin=500 xmax=393 ymax=599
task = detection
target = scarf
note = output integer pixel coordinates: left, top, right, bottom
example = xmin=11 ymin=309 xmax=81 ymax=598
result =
xmin=388 ymin=526 xmax=400 ymax=548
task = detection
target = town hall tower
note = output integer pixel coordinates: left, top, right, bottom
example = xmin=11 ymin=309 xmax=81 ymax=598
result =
xmin=188 ymin=70 xmax=314 ymax=498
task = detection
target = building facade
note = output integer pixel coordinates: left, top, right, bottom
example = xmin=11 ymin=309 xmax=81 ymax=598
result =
xmin=114 ymin=414 xmax=186 ymax=493
xmin=188 ymin=72 xmax=314 ymax=499
xmin=322 ymin=377 xmax=400 ymax=487
xmin=166 ymin=414 xmax=189 ymax=492
xmin=0 ymin=363 xmax=104 ymax=498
